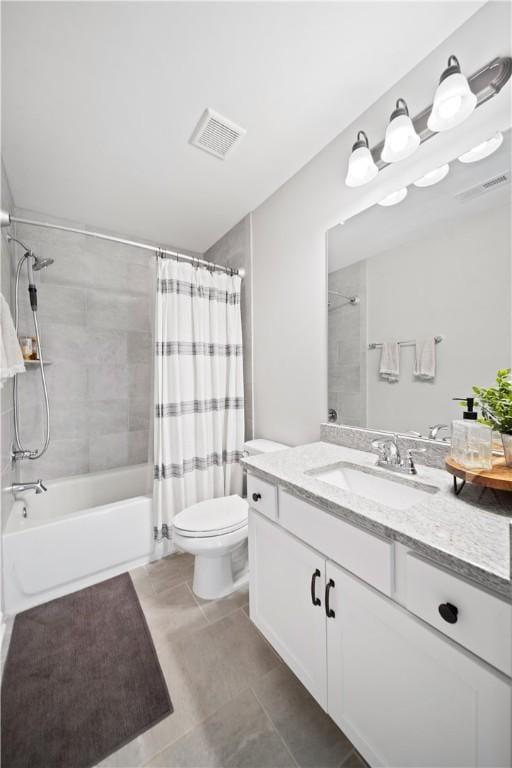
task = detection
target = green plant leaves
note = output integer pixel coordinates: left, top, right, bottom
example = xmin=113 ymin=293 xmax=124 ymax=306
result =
xmin=473 ymin=369 xmax=512 ymax=435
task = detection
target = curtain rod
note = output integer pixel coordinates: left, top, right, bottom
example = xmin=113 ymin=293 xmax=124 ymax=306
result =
xmin=0 ymin=212 xmax=245 ymax=278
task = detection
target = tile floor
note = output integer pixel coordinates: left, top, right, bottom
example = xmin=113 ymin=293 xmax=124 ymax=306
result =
xmin=97 ymin=552 xmax=367 ymax=768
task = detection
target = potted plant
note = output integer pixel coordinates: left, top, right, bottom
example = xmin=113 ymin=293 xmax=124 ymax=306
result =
xmin=472 ymin=369 xmax=512 ymax=467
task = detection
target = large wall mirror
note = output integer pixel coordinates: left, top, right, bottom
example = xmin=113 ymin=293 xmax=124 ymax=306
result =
xmin=327 ymin=128 xmax=511 ymax=440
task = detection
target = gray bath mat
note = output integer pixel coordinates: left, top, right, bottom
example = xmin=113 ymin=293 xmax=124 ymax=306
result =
xmin=1 ymin=573 xmax=172 ymax=768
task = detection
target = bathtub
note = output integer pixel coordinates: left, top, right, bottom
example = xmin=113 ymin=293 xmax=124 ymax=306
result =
xmin=4 ymin=463 xmax=156 ymax=614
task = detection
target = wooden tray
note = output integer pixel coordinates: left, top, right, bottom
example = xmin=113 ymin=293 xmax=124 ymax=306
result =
xmin=445 ymin=456 xmax=512 ymax=492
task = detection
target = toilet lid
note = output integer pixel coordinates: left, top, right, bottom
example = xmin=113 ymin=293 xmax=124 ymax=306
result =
xmin=173 ymin=495 xmax=248 ymax=537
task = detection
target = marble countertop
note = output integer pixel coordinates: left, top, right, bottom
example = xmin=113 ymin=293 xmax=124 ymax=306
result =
xmin=242 ymin=441 xmax=512 ymax=600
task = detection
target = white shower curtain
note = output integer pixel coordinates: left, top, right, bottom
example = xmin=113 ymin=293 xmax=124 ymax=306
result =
xmin=153 ymin=257 xmax=245 ymax=542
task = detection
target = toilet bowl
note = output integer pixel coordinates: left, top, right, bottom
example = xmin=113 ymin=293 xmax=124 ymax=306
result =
xmin=173 ymin=438 xmax=288 ymax=600
xmin=174 ymin=495 xmax=249 ymax=599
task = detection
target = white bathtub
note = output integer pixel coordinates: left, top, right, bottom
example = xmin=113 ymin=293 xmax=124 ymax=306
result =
xmin=4 ymin=463 xmax=155 ymax=614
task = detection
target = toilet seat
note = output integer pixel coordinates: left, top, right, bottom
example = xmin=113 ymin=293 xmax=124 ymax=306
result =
xmin=173 ymin=495 xmax=248 ymax=538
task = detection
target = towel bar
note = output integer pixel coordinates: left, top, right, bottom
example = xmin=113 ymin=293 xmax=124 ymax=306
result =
xmin=368 ymin=335 xmax=443 ymax=350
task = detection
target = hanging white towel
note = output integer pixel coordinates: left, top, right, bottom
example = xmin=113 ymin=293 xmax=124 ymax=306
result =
xmin=379 ymin=342 xmax=400 ymax=382
xmin=0 ymin=292 xmax=24 ymax=388
xmin=414 ymin=338 xmax=436 ymax=380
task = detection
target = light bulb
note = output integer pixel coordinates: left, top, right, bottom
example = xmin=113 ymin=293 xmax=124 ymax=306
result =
xmin=428 ymin=56 xmax=476 ymax=132
xmin=388 ymin=126 xmax=410 ymax=152
xmin=438 ymin=94 xmax=462 ymax=120
xmin=381 ymin=99 xmax=420 ymax=163
xmin=345 ymin=131 xmax=378 ymax=187
xmin=378 ymin=188 xmax=408 ymax=207
xmin=458 ymin=132 xmax=504 ymax=163
xmin=413 ymin=164 xmax=450 ymax=188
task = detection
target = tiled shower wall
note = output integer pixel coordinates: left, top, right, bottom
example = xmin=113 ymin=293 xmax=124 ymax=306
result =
xmin=1 ymin=164 xmax=15 ymax=628
xmin=328 ymin=260 xmax=367 ymax=427
xmin=205 ymin=214 xmax=253 ymax=440
xmin=1 ymin=165 xmax=15 ymax=525
xmin=13 ymin=209 xmax=155 ymax=480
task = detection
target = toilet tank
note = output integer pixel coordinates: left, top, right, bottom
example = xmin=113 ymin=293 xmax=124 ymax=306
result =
xmin=243 ymin=439 xmax=289 ymax=456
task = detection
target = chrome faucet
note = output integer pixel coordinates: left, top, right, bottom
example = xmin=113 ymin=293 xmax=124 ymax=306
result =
xmin=372 ymin=435 xmax=402 ymax=467
xmin=12 ymin=448 xmax=39 ymax=462
xmin=10 ymin=479 xmax=47 ymax=495
xmin=371 ymin=435 xmax=426 ymax=475
xmin=428 ymin=424 xmax=450 ymax=441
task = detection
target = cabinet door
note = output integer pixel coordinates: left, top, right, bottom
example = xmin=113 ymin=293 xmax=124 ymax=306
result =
xmin=326 ymin=562 xmax=511 ymax=768
xmin=249 ymin=509 xmax=327 ymax=708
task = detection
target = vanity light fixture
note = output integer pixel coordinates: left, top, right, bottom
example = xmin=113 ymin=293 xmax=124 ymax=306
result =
xmin=458 ymin=131 xmax=504 ymax=163
xmin=413 ymin=164 xmax=450 ymax=187
xmin=344 ymin=55 xmax=511 ymax=188
xmin=345 ymin=131 xmax=378 ymax=187
xmin=377 ymin=187 xmax=408 ymax=206
xmin=381 ymin=99 xmax=420 ymax=163
xmin=427 ymin=56 xmax=477 ymax=132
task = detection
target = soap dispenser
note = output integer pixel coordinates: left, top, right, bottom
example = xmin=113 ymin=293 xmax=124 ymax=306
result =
xmin=450 ymin=397 xmax=492 ymax=470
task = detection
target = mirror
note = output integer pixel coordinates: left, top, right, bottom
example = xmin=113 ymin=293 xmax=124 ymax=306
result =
xmin=327 ymin=128 xmax=511 ymax=439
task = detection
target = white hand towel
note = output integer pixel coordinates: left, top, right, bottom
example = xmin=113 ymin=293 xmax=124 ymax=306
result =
xmin=379 ymin=342 xmax=400 ymax=382
xmin=414 ymin=337 xmax=436 ymax=380
xmin=0 ymin=292 xmax=25 ymax=388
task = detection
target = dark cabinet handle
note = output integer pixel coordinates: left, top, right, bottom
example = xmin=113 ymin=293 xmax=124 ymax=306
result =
xmin=325 ymin=578 xmax=335 ymax=618
xmin=310 ymin=569 xmax=321 ymax=607
xmin=252 ymin=492 xmax=261 ymax=502
xmin=438 ymin=602 xmax=458 ymax=624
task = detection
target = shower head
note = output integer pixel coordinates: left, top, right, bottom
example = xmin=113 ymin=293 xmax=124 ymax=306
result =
xmin=33 ymin=256 xmax=54 ymax=271
xmin=7 ymin=236 xmax=54 ymax=271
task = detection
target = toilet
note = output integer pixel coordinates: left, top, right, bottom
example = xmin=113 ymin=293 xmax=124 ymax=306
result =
xmin=173 ymin=439 xmax=288 ymax=600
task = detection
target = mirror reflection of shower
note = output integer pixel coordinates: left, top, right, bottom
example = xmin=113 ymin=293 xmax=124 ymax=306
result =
xmin=8 ymin=235 xmax=54 ymax=461
xmin=328 ymin=290 xmax=360 ymax=310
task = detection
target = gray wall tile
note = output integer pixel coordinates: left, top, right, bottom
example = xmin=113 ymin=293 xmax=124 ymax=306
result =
xmin=32 ymin=437 xmax=89 ymax=478
xmin=89 ymin=432 xmax=129 ymax=472
xmin=87 ymin=365 xmax=130 ymax=401
xmin=86 ymin=289 xmax=150 ymax=332
xmin=11 ymin=208 xmax=154 ymax=481
xmin=128 ymin=430 xmax=150 ymax=465
xmin=84 ymin=328 xmax=128 ymax=365
xmin=1 ymin=163 xmax=16 ymax=532
xmin=205 ymin=215 xmax=253 ymax=440
xmin=328 ymin=261 xmax=367 ymax=427
xmin=87 ymin=400 xmax=129 ymax=437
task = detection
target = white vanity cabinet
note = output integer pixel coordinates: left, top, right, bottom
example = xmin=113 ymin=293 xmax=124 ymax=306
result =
xmin=247 ymin=478 xmax=512 ymax=768
xmin=248 ymin=510 xmax=327 ymax=707
xmin=326 ymin=562 xmax=511 ymax=768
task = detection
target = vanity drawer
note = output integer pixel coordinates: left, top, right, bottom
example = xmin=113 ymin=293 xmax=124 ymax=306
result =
xmin=278 ymin=490 xmax=394 ymax=595
xmin=405 ymin=553 xmax=511 ymax=676
xmin=247 ymin=474 xmax=278 ymax=521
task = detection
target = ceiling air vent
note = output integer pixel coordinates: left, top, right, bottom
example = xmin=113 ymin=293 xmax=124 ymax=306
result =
xmin=455 ymin=171 xmax=510 ymax=202
xmin=190 ymin=108 xmax=246 ymax=159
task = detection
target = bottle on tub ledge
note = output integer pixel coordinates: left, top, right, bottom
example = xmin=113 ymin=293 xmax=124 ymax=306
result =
xmin=450 ymin=397 xmax=492 ymax=471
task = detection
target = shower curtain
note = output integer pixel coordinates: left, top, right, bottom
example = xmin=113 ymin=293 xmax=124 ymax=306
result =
xmin=153 ymin=257 xmax=245 ymax=542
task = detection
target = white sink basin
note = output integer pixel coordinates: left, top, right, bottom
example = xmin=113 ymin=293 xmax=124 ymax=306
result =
xmin=310 ymin=464 xmax=438 ymax=510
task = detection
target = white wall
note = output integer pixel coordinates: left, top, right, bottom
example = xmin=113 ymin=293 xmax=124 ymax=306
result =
xmin=366 ymin=202 xmax=511 ymax=434
xmin=251 ymin=2 xmax=511 ymax=445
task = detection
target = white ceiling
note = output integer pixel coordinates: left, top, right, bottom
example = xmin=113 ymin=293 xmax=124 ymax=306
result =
xmin=2 ymin=1 xmax=484 ymax=253
xmin=328 ymin=128 xmax=512 ymax=272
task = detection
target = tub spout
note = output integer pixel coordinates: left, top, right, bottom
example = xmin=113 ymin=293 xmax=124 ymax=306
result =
xmin=10 ymin=480 xmax=47 ymax=495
